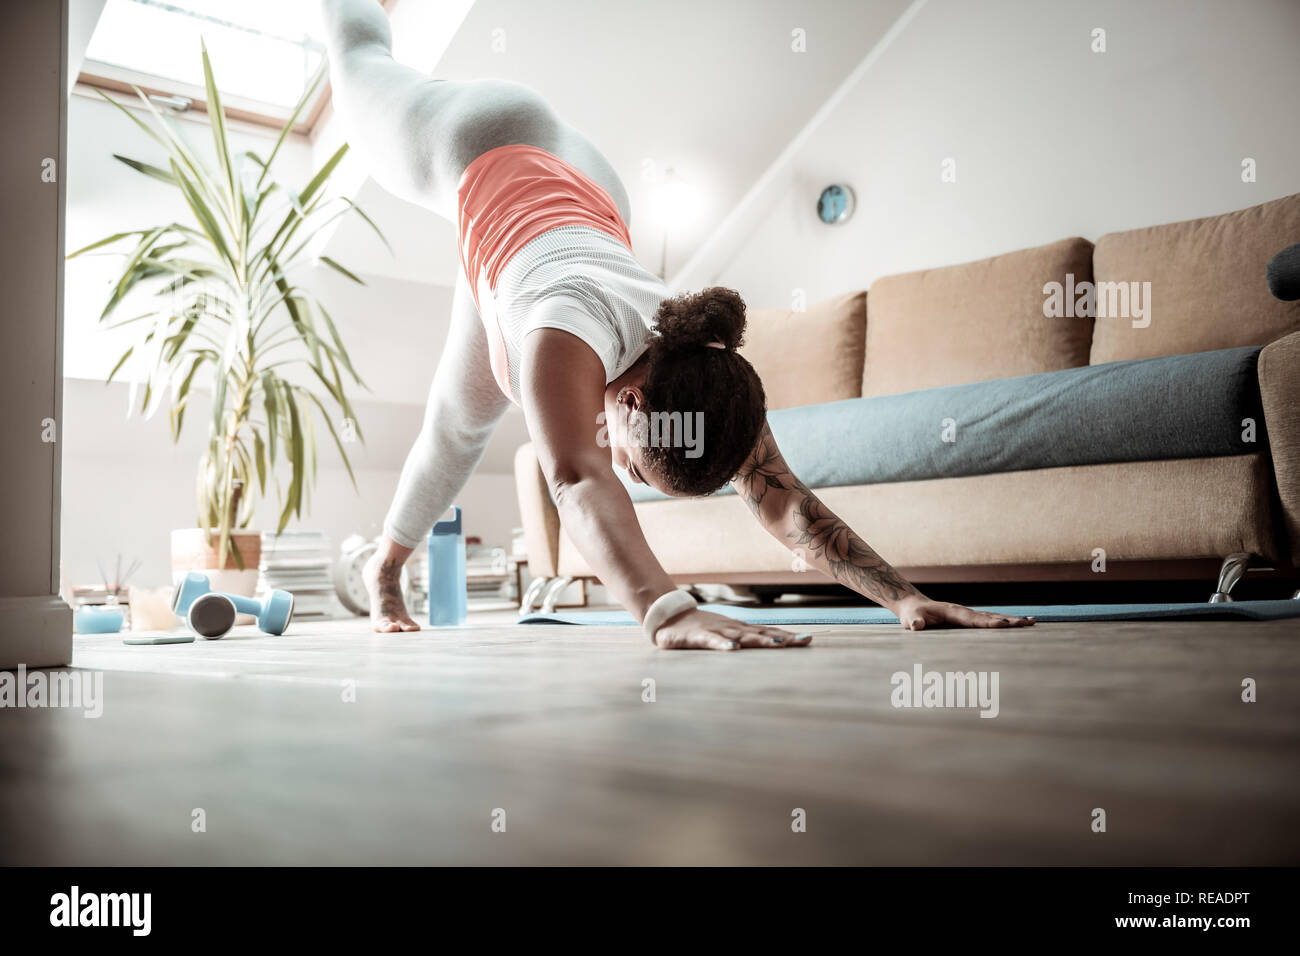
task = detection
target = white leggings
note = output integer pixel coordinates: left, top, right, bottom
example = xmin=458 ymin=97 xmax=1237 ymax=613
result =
xmin=319 ymin=0 xmax=630 ymax=549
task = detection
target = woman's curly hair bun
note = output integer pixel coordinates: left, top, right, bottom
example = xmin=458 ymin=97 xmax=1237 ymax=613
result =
xmin=651 ymin=286 xmax=747 ymax=352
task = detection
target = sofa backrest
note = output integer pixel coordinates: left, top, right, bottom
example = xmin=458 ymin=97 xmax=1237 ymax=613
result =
xmin=1090 ymin=192 xmax=1300 ymax=364
xmin=739 ymin=291 xmax=866 ymax=410
xmin=861 ymin=237 xmax=1095 ymax=397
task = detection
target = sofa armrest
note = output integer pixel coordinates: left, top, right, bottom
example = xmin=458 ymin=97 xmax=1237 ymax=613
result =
xmin=513 ymin=442 xmax=560 ymax=578
xmin=1259 ymin=329 xmax=1300 ymax=564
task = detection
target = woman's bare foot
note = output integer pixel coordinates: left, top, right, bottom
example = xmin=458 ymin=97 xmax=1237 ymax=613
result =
xmin=363 ymin=546 xmax=419 ymax=632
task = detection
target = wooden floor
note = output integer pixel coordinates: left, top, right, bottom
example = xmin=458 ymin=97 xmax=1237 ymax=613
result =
xmin=2 ymin=610 xmax=1298 ymax=865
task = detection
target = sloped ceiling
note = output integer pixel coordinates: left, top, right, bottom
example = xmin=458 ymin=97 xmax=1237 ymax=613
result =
xmin=325 ymin=0 xmax=911 ymax=287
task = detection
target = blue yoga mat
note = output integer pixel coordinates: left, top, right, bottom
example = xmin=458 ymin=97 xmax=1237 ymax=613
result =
xmin=519 ymin=600 xmax=1300 ymax=627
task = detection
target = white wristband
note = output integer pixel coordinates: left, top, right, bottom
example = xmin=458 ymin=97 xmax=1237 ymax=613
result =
xmin=642 ymin=590 xmax=698 ymax=641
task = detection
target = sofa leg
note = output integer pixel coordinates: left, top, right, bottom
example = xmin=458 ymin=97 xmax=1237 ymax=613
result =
xmin=539 ymin=576 xmax=575 ymax=614
xmin=519 ymin=576 xmax=549 ymax=613
xmin=1209 ymin=552 xmax=1253 ymax=603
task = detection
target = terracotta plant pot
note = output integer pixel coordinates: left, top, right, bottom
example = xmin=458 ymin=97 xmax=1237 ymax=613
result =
xmin=170 ymin=529 xmax=262 ymax=622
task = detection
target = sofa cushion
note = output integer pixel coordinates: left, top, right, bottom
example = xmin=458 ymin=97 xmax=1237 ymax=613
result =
xmin=862 ymin=237 xmax=1095 ymax=397
xmin=568 ymin=455 xmax=1279 ymax=577
xmin=621 ymin=345 xmax=1264 ymax=503
xmin=1090 ymin=192 xmax=1300 ymax=364
xmin=569 ymin=455 xmax=1279 ymax=574
xmin=739 ymin=291 xmax=865 ymax=409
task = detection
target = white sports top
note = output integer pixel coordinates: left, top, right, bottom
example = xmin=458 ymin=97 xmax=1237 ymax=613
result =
xmin=486 ymin=225 xmax=671 ymax=404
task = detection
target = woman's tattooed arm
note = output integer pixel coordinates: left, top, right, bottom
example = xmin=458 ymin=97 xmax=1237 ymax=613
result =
xmin=732 ymin=425 xmax=920 ymax=607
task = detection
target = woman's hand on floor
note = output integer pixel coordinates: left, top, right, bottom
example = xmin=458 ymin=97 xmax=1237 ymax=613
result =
xmin=895 ymin=595 xmax=1035 ymax=630
xmin=653 ymin=609 xmax=813 ymax=651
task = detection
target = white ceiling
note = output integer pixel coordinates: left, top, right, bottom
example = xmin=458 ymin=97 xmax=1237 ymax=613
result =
xmin=327 ymin=0 xmax=912 ymax=287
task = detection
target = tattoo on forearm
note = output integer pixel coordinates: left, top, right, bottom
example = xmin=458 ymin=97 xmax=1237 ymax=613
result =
xmin=737 ymin=430 xmax=918 ymax=605
xmin=734 ymin=431 xmax=789 ymax=516
xmin=786 ymin=477 xmax=916 ymax=603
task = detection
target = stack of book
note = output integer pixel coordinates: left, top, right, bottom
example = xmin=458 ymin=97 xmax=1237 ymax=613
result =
xmin=259 ymin=530 xmax=339 ymax=619
xmin=467 ymin=544 xmax=512 ymax=609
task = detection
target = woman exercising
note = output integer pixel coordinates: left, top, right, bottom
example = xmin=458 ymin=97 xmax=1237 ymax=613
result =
xmin=320 ymin=0 xmax=1034 ymax=648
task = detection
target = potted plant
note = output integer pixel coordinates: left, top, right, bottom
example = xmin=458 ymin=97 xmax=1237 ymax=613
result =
xmin=70 ymin=45 xmax=382 ymax=595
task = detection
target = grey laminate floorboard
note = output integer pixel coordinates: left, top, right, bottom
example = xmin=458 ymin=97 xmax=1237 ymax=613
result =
xmin=2 ymin=614 xmax=1297 ymax=865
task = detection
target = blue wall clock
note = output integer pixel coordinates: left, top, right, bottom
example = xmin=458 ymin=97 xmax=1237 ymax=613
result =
xmin=817 ymin=184 xmax=855 ymax=225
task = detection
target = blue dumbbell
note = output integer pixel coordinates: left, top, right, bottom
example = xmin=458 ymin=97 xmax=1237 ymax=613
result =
xmin=182 ymin=592 xmax=238 ymax=640
xmin=172 ymin=572 xmax=294 ymax=637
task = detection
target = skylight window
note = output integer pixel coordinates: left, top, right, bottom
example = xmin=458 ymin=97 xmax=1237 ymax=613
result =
xmin=82 ymin=0 xmax=326 ymax=121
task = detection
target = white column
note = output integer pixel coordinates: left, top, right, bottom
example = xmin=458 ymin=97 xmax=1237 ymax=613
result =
xmin=0 ymin=0 xmax=74 ymax=668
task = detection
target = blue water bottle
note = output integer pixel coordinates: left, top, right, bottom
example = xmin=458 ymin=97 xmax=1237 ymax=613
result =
xmin=427 ymin=506 xmax=467 ymax=626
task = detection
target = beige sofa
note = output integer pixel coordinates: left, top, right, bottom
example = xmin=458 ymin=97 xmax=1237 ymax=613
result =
xmin=515 ymin=193 xmax=1300 ymax=609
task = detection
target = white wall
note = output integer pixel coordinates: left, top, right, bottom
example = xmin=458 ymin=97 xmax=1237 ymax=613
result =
xmin=683 ymin=0 xmax=1300 ymax=308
